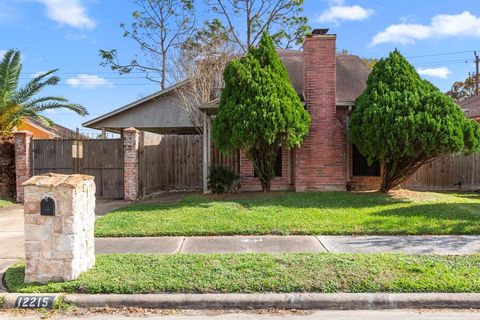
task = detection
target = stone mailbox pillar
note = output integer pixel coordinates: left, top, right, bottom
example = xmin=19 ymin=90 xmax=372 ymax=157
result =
xmin=23 ymin=173 xmax=96 ymax=284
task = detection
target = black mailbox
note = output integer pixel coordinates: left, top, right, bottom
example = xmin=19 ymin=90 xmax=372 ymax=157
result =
xmin=40 ymin=197 xmax=55 ymax=216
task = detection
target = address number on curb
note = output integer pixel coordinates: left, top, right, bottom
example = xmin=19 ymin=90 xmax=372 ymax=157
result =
xmin=15 ymin=296 xmax=55 ymax=309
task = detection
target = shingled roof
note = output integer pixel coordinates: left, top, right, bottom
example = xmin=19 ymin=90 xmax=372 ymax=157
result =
xmin=85 ymin=50 xmax=371 ymax=132
xmin=277 ymin=49 xmax=371 ymax=105
xmin=459 ymin=95 xmax=480 ymax=119
xmin=25 ymin=116 xmax=78 ymax=139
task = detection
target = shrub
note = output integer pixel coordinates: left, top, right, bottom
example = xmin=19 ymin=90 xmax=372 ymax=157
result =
xmin=349 ymin=49 xmax=480 ymax=192
xmin=212 ymin=33 xmax=310 ymax=191
xmin=208 ymin=166 xmax=240 ymax=194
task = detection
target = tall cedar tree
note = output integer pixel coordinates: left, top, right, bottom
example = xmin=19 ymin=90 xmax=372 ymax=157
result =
xmin=212 ymin=34 xmax=310 ymax=191
xmin=349 ymin=49 xmax=480 ymax=192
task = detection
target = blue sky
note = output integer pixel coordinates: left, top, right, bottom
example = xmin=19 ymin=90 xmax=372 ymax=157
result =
xmin=1 ymin=0 xmax=479 ymax=131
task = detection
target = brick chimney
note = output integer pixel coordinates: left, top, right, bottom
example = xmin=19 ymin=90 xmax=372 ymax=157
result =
xmin=294 ymin=29 xmax=347 ymax=191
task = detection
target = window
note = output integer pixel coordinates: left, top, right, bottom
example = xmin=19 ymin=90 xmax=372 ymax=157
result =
xmin=274 ymin=149 xmax=282 ymax=177
xmin=254 ymin=149 xmax=283 ymax=177
xmin=352 ymin=145 xmax=380 ymax=176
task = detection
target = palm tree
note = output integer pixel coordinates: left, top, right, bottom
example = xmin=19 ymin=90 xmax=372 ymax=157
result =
xmin=0 ymin=49 xmax=88 ymax=137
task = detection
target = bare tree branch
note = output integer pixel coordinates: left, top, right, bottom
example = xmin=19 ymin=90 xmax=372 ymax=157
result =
xmin=100 ymin=0 xmax=195 ymax=90
xmin=207 ymin=0 xmax=308 ymax=50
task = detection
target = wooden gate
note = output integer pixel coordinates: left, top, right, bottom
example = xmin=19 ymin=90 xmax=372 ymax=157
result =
xmin=31 ymin=139 xmax=124 ymax=199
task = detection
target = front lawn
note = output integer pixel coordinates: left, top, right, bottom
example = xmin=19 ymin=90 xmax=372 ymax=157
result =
xmin=0 ymin=198 xmax=14 ymax=208
xmin=95 ymin=191 xmax=480 ymax=237
xmin=5 ymin=253 xmax=480 ymax=294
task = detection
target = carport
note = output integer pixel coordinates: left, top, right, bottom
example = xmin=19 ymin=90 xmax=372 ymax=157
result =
xmin=83 ymin=87 xmax=229 ymax=194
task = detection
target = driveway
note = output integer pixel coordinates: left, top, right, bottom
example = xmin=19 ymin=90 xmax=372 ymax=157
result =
xmin=0 ymin=200 xmax=128 ymax=261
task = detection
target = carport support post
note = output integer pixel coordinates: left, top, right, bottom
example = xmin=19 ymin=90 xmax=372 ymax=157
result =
xmin=124 ymin=128 xmax=139 ymax=201
xmin=14 ymin=131 xmax=33 ymax=203
xmin=207 ymin=115 xmax=212 ymax=177
xmin=203 ymin=112 xmax=208 ymax=193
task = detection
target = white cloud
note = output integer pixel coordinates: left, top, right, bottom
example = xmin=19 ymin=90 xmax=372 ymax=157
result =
xmin=417 ymin=67 xmax=451 ymax=79
xmin=36 ymin=0 xmax=95 ymax=29
xmin=66 ymin=74 xmax=112 ymax=88
xmin=0 ymin=50 xmax=6 ymax=59
xmin=372 ymin=11 xmax=480 ymax=46
xmin=318 ymin=2 xmax=374 ymax=24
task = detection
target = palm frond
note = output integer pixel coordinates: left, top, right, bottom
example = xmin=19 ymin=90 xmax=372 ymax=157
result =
xmin=0 ymin=50 xmax=21 ymax=97
xmin=21 ymin=96 xmax=69 ymax=109
xmin=0 ymin=49 xmax=88 ymax=136
xmin=13 ymin=74 xmax=60 ymax=105
xmin=30 ymin=69 xmax=58 ymax=82
xmin=32 ymin=114 xmax=55 ymax=127
xmin=28 ymin=102 xmax=88 ymax=116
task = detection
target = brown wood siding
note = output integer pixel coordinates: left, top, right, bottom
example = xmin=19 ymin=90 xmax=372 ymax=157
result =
xmin=139 ymin=133 xmax=239 ymax=195
xmin=404 ymin=153 xmax=480 ymax=191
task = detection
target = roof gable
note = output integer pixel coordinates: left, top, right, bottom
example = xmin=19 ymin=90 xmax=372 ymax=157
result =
xmin=459 ymin=95 xmax=480 ymax=119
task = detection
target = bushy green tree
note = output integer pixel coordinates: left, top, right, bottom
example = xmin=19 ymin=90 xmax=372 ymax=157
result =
xmin=212 ymin=33 xmax=310 ymax=191
xmin=446 ymin=74 xmax=476 ymax=103
xmin=350 ymin=49 xmax=480 ymax=192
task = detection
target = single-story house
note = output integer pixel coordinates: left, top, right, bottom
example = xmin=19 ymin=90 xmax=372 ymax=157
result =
xmin=459 ymin=95 xmax=480 ymax=123
xmin=17 ymin=116 xmax=78 ymax=139
xmin=84 ymin=29 xmax=379 ymax=192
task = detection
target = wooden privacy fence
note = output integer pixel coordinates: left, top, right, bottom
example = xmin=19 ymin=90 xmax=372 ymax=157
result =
xmin=139 ymin=133 xmax=239 ymax=195
xmin=404 ymin=153 xmax=480 ymax=191
xmin=30 ymin=139 xmax=124 ymax=199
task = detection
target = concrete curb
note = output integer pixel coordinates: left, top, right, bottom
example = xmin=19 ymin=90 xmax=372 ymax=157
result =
xmin=2 ymin=293 xmax=480 ymax=310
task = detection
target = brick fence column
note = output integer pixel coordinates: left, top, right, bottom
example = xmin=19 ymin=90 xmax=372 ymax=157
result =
xmin=123 ymin=128 xmax=139 ymax=201
xmin=14 ymin=131 xmax=33 ymax=203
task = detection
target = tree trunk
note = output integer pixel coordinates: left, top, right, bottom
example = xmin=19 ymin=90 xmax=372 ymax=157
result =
xmin=250 ymin=145 xmax=278 ymax=193
xmin=161 ymin=50 xmax=167 ymax=91
xmin=380 ymin=157 xmax=432 ymax=193
xmin=260 ymin=179 xmax=271 ymax=192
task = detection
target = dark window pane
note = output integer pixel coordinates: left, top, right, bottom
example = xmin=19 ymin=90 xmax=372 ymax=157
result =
xmin=274 ymin=149 xmax=282 ymax=177
xmin=352 ymin=145 xmax=380 ymax=176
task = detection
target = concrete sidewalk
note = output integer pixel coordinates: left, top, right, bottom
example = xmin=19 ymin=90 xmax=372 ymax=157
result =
xmin=95 ymin=235 xmax=480 ymax=255
xmin=0 ymin=200 xmax=129 ymax=292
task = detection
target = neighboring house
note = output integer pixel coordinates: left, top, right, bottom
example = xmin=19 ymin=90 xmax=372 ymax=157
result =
xmin=459 ymin=95 xmax=480 ymax=123
xmin=17 ymin=116 xmax=78 ymax=139
xmin=84 ymin=29 xmax=379 ymax=192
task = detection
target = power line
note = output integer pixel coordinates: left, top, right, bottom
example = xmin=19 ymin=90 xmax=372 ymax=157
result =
xmin=55 ymin=83 xmax=160 ymax=87
xmin=406 ymin=50 xmax=475 ymax=59
xmin=21 ymin=71 xmax=148 ymax=75
xmin=19 ymin=76 xmax=157 ymax=80
xmin=413 ymin=59 xmax=472 ymax=66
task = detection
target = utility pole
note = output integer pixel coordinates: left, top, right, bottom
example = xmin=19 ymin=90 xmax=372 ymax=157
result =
xmin=475 ymin=51 xmax=479 ymax=96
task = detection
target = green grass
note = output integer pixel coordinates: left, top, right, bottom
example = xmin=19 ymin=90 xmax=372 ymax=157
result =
xmin=0 ymin=198 xmax=14 ymax=208
xmin=5 ymin=253 xmax=480 ymax=294
xmin=95 ymin=191 xmax=480 ymax=237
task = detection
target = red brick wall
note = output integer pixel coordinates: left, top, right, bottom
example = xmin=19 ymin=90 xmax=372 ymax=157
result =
xmin=0 ymin=138 xmax=15 ymax=200
xmin=294 ymin=34 xmax=347 ymax=191
xmin=14 ymin=131 xmax=33 ymax=202
xmin=240 ymin=148 xmax=293 ymax=191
